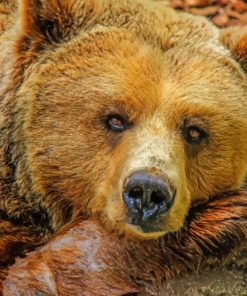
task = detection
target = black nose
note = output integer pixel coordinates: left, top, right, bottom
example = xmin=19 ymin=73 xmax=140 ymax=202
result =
xmin=123 ymin=171 xmax=175 ymax=224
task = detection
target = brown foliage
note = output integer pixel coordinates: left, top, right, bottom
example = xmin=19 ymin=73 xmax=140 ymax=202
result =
xmin=169 ymin=0 xmax=247 ymax=27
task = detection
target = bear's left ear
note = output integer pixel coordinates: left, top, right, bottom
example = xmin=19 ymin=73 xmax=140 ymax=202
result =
xmin=20 ymin=0 xmax=101 ymax=46
xmin=220 ymin=26 xmax=247 ymax=72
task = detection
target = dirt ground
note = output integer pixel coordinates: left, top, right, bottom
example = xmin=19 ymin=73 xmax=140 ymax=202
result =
xmin=159 ymin=248 xmax=247 ymax=296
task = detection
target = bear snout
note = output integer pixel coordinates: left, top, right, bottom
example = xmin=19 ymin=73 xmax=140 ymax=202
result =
xmin=122 ymin=170 xmax=176 ymax=233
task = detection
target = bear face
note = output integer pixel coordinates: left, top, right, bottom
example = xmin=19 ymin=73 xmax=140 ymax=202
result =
xmin=2 ymin=0 xmax=247 ymax=239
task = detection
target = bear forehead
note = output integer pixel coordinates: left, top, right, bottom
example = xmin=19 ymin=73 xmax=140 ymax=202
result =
xmin=32 ymin=27 xmax=247 ymax=117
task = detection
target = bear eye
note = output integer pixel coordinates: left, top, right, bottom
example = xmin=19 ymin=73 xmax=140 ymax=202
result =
xmin=183 ymin=125 xmax=207 ymax=144
xmin=106 ymin=114 xmax=126 ymax=132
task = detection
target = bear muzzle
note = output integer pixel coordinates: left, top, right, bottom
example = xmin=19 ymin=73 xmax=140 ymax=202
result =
xmin=123 ymin=170 xmax=176 ymax=233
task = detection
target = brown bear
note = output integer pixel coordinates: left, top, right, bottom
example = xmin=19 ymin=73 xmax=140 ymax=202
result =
xmin=0 ymin=0 xmax=246 ymax=293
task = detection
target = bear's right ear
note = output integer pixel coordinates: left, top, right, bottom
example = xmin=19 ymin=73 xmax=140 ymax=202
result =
xmin=19 ymin=0 xmax=101 ymax=46
xmin=220 ymin=26 xmax=247 ymax=72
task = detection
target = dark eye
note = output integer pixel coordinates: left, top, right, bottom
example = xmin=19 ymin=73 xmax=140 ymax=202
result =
xmin=183 ymin=125 xmax=207 ymax=144
xmin=106 ymin=114 xmax=126 ymax=132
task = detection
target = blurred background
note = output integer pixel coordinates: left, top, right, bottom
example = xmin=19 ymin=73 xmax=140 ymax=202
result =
xmin=166 ymin=0 xmax=247 ymax=27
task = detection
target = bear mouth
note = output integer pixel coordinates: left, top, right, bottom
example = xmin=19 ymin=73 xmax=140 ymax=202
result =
xmin=137 ymin=223 xmax=168 ymax=234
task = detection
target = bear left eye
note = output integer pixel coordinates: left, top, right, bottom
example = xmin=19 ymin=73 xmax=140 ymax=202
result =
xmin=106 ymin=114 xmax=126 ymax=132
xmin=183 ymin=125 xmax=207 ymax=144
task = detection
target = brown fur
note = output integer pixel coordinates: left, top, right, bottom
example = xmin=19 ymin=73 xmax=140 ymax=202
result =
xmin=220 ymin=26 xmax=247 ymax=72
xmin=0 ymin=0 xmax=246 ymax=291
xmin=1 ymin=191 xmax=246 ymax=295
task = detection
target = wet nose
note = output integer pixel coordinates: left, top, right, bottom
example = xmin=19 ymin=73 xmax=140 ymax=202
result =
xmin=123 ymin=171 xmax=175 ymax=224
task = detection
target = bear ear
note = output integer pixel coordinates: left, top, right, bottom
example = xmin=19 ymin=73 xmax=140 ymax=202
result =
xmin=220 ymin=26 xmax=247 ymax=72
xmin=20 ymin=0 xmax=100 ymax=45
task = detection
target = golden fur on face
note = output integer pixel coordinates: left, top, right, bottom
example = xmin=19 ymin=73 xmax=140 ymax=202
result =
xmin=0 ymin=0 xmax=247 ymax=239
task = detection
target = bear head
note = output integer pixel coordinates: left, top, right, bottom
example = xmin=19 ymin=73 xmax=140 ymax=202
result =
xmin=7 ymin=0 xmax=247 ymax=238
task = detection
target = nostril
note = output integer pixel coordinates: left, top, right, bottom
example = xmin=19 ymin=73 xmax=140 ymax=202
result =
xmin=129 ymin=186 xmax=143 ymax=199
xmin=123 ymin=171 xmax=176 ymax=223
xmin=150 ymin=190 xmax=165 ymax=205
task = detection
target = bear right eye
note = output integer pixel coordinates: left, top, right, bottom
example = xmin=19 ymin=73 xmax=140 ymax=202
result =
xmin=106 ymin=114 xmax=126 ymax=132
xmin=183 ymin=125 xmax=208 ymax=145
